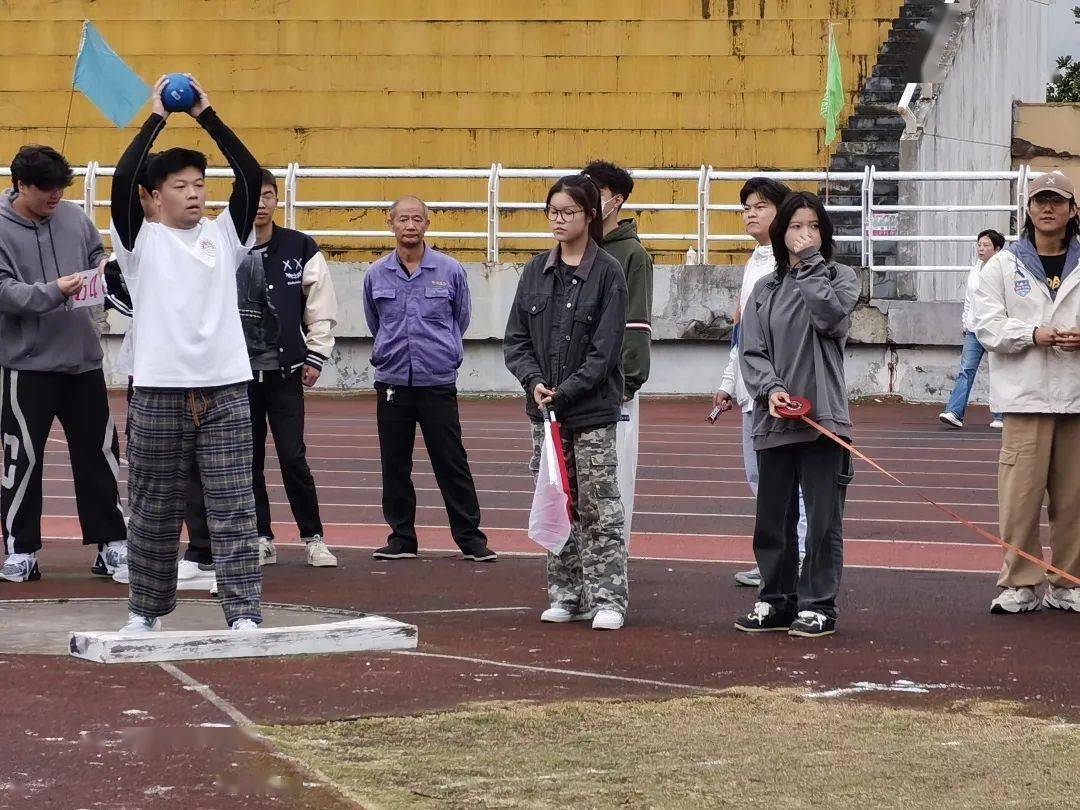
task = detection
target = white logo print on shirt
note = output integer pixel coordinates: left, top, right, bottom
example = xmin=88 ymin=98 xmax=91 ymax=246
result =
xmin=283 ymin=258 xmax=303 ymax=284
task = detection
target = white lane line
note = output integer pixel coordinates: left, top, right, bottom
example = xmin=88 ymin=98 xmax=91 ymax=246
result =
xmin=43 ymin=447 xmax=1001 ymax=464
xmin=392 ymin=650 xmax=718 ymax=693
xmin=158 ymin=663 xmax=362 ymax=807
xmin=35 ymin=471 xmax=1004 ymax=493
xmin=389 ymin=606 xmax=532 ymax=615
xmin=37 ymin=479 xmax=1003 ymax=509
xmin=158 ymin=662 xmax=256 ymax=729
xmin=40 ymin=496 xmax=1015 ymax=526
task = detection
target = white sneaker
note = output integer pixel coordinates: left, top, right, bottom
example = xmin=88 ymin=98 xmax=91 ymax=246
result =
xmin=230 ymin=618 xmax=259 ymax=631
xmin=990 ymin=586 xmax=1039 ymax=614
xmin=938 ymin=412 xmax=963 ymax=429
xmin=258 ymin=537 xmax=277 ymax=566
xmin=104 ymin=541 xmax=129 ymax=584
xmin=0 ymin=553 xmax=40 ymax=583
xmin=592 ymin=609 xmax=625 ymax=631
xmin=1043 ymin=585 xmax=1080 ymax=613
xmin=540 ymin=606 xmax=597 ymax=623
xmin=989 ymin=419 xmax=1004 ymax=430
xmin=119 ymin=612 xmax=162 ymax=633
xmin=177 ymin=559 xmax=215 ymax=581
xmin=304 ymin=537 xmax=338 ymax=568
xmin=209 ymin=578 xmax=219 ymax=597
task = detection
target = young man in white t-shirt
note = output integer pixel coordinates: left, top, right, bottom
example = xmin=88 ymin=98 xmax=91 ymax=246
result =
xmin=714 ymin=178 xmax=807 ymax=589
xmin=109 ymin=75 xmax=263 ymax=632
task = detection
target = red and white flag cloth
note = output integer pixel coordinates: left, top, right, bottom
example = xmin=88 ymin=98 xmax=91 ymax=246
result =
xmin=527 ymin=410 xmax=573 ymax=554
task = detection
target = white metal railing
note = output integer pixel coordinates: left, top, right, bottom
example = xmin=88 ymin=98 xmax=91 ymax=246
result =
xmin=0 ymin=163 xmax=1041 ymax=277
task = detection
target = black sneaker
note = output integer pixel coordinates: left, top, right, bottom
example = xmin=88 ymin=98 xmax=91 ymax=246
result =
xmin=734 ymin=601 xmax=795 ymax=633
xmin=788 ymin=610 xmax=836 ymax=638
xmin=372 ymin=541 xmax=418 ymax=560
xmin=91 ymin=549 xmax=109 ymax=576
xmin=461 ymin=546 xmax=498 ymax=562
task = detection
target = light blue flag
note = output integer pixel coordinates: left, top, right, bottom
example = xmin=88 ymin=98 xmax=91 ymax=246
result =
xmin=72 ymin=20 xmax=150 ymax=128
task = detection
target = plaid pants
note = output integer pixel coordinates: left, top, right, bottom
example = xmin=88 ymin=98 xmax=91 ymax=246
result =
xmin=127 ymin=383 xmax=261 ymax=625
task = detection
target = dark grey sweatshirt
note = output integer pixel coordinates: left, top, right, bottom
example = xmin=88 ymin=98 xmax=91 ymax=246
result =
xmin=0 ymin=189 xmax=107 ymax=373
xmin=739 ymin=247 xmax=858 ymax=450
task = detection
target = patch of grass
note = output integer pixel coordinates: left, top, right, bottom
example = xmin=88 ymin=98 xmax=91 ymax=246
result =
xmin=262 ymin=689 xmax=1080 ymax=808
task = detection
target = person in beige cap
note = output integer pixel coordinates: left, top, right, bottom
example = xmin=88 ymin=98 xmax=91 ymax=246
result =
xmin=974 ymin=170 xmax=1080 ymax=614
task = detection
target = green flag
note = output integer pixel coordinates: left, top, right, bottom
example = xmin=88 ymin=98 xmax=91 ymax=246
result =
xmin=820 ymin=24 xmax=844 ymax=146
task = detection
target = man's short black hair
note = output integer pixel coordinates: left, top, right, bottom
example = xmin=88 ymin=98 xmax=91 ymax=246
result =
xmin=582 ymin=159 xmax=634 ymax=200
xmin=977 ymin=229 xmax=1005 ymax=250
xmin=10 ymin=145 xmax=74 ymax=191
xmin=739 ymin=177 xmax=790 ymax=208
xmin=145 ymin=147 xmax=207 ymax=191
xmin=260 ymin=168 xmax=277 ymax=192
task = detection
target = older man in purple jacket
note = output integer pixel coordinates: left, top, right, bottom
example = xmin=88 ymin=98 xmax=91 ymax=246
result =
xmin=363 ymin=196 xmax=496 ymax=562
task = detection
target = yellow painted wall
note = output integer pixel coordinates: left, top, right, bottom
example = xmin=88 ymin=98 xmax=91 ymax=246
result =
xmin=0 ymin=0 xmax=903 ymax=261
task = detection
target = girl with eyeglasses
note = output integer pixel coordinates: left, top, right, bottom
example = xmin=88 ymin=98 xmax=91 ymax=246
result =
xmin=503 ymin=174 xmax=630 ymax=630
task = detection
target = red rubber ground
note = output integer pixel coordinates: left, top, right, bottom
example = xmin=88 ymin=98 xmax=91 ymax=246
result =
xmin=3 ymin=394 xmax=1076 ymax=808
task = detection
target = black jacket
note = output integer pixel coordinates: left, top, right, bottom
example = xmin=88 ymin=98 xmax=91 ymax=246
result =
xmin=237 ymin=224 xmax=332 ymax=371
xmin=504 ymin=239 xmax=628 ymax=430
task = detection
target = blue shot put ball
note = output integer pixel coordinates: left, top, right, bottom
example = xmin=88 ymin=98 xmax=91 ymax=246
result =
xmin=161 ymin=73 xmax=197 ymax=112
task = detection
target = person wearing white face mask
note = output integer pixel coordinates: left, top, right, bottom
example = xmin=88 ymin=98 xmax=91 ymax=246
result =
xmin=715 ymin=178 xmax=807 ymax=589
xmin=581 ymin=160 xmax=653 ymax=544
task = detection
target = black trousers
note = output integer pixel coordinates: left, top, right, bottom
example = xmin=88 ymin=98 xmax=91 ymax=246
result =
xmin=375 ymin=382 xmax=487 ymax=552
xmin=753 ymin=437 xmax=853 ymax=619
xmin=186 ymin=369 xmax=323 ymax=558
xmin=249 ymin=370 xmax=322 ymax=540
xmin=2 ymin=368 xmax=127 ymax=554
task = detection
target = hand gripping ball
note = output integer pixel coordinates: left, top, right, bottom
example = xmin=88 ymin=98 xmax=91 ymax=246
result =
xmin=161 ymin=73 xmax=197 ymax=113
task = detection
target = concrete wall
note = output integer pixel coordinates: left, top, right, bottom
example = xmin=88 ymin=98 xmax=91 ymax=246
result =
xmin=101 ymin=260 xmax=984 ymax=405
xmin=1012 ymin=102 xmax=1080 ymax=180
xmin=897 ymin=0 xmax=1049 ymax=302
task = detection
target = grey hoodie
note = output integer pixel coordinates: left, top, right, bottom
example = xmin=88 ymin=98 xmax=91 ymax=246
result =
xmin=0 ymin=189 xmax=107 ymax=373
xmin=1008 ymin=232 xmax=1080 ymax=300
xmin=739 ymin=248 xmax=859 ymax=450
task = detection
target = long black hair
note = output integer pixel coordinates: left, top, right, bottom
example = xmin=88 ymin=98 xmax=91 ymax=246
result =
xmin=546 ymin=174 xmax=604 ymax=245
xmin=769 ymin=191 xmax=835 ymax=270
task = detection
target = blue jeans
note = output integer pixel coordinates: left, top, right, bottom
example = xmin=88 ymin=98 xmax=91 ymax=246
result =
xmin=945 ymin=331 xmax=1002 ymax=421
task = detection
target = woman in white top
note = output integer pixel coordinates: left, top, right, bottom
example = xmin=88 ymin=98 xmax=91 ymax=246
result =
xmin=938 ymin=229 xmax=1005 ymax=429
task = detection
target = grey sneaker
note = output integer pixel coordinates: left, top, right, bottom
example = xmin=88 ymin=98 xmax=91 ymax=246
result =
xmin=734 ymin=567 xmax=761 ymax=588
xmin=258 ymin=537 xmax=277 ymax=566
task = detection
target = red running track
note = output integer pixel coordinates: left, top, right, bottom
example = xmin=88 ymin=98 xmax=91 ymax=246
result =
xmin=36 ymin=393 xmax=1041 ymax=575
xmin=4 ymin=394 xmax=1078 ymax=809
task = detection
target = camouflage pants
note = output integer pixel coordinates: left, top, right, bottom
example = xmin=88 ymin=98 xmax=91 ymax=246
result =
xmin=529 ymin=422 xmax=628 ymax=614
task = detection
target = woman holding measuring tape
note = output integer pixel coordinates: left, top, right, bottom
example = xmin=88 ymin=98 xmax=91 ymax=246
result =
xmin=735 ymin=192 xmax=858 ymax=638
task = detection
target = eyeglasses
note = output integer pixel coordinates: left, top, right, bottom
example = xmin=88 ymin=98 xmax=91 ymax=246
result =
xmin=545 ymin=207 xmax=583 ymax=222
xmin=259 ymin=191 xmax=278 ymax=202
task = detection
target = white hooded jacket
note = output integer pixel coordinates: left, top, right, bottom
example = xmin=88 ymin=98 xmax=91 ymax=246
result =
xmin=973 ymin=234 xmax=1080 ymax=413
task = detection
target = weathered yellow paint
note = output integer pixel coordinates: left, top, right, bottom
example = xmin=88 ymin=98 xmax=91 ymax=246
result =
xmin=0 ymin=0 xmax=901 ymax=260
